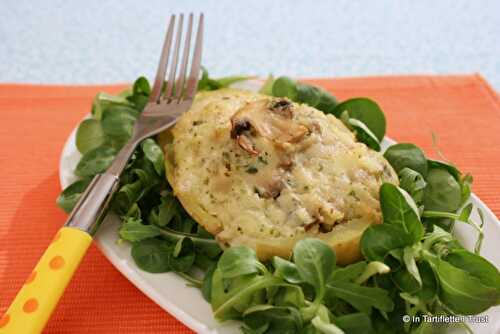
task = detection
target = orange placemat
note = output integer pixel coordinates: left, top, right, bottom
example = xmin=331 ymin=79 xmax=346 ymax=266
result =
xmin=0 ymin=75 xmax=499 ymax=333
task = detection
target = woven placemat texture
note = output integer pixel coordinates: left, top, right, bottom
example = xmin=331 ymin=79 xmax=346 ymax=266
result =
xmin=0 ymin=75 xmax=498 ymax=333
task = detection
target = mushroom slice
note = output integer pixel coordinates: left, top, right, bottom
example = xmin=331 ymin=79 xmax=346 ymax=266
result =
xmin=230 ymin=99 xmax=309 ymax=155
xmin=269 ymin=99 xmax=294 ymax=118
xmin=237 ymin=134 xmax=259 ymax=155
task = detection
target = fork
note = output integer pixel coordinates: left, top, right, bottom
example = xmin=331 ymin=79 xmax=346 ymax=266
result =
xmin=0 ymin=13 xmax=203 ymax=334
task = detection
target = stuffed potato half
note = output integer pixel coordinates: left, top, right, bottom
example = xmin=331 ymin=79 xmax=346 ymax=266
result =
xmin=160 ymin=89 xmax=398 ymax=265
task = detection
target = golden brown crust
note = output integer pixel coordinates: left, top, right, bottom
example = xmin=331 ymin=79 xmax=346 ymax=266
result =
xmin=161 ymin=89 xmax=398 ymax=264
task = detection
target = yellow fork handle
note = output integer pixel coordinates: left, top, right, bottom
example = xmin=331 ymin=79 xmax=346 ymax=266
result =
xmin=0 ymin=227 xmax=92 ymax=334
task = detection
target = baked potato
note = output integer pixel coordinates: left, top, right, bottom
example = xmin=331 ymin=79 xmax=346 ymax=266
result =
xmin=159 ymin=89 xmax=398 ymax=265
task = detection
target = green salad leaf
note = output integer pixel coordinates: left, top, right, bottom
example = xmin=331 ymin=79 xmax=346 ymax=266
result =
xmin=127 ymin=76 xmax=151 ymax=111
xmin=101 ymin=106 xmax=138 ymax=147
xmin=379 ymin=183 xmax=424 ymax=242
xmin=414 ymin=261 xmax=437 ymax=301
xmin=330 ymin=261 xmax=367 ymax=283
xmin=271 ymin=285 xmax=306 ymax=307
xmin=92 ymin=92 xmax=133 ymax=120
xmin=272 ymin=257 xmax=303 ymax=284
xmin=348 ymin=117 xmax=381 ymax=151
xmin=423 ymin=167 xmax=462 ymax=213
xmin=402 ymin=245 xmax=422 ymax=287
xmin=444 ymin=249 xmax=500 ymax=290
xmin=141 ymin=138 xmax=165 ymax=175
xmin=293 ymin=238 xmax=336 ymax=300
xmin=361 ymin=223 xmax=414 ymax=261
xmin=75 ymin=119 xmax=105 ymax=154
xmin=119 ymin=217 xmax=161 ymax=242
xmin=314 ymin=89 xmax=338 ymax=115
xmin=272 ymin=76 xmax=298 ymax=101
xmin=424 ymin=253 xmax=500 ymax=314
xmin=218 ymin=246 xmax=267 ymax=279
xmin=75 ymin=145 xmax=117 ymax=177
xmin=398 ymin=167 xmax=427 ymax=205
xmin=156 ymin=226 xmax=222 ymax=259
xmin=325 ymin=281 xmax=394 ymax=314
xmin=132 ymin=76 xmax=151 ymax=96
xmin=269 ymin=76 xmax=337 ymax=114
xmin=198 ymin=68 xmax=253 ymax=91
xmin=131 ymin=238 xmax=172 ymax=273
xmin=297 ymin=83 xmax=322 ymax=107
xmin=384 ymin=143 xmax=428 ymax=177
xmin=334 ymin=313 xmax=373 ymax=334
xmin=201 ymin=265 xmax=216 ymax=302
xmin=58 ymin=73 xmax=500 ymax=334
xmin=332 ymin=98 xmax=386 ymax=141
xmin=242 ymin=305 xmax=303 ymax=334
xmin=169 ymin=237 xmax=196 ymax=272
xmin=56 ymin=177 xmax=92 ymax=213
xmin=311 ymin=313 xmax=344 ymax=334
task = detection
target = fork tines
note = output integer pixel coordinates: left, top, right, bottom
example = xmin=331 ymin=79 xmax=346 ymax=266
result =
xmin=149 ymin=13 xmax=204 ymax=104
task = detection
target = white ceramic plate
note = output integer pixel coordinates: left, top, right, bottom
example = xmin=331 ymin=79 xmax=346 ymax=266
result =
xmin=59 ymin=80 xmax=500 ymax=334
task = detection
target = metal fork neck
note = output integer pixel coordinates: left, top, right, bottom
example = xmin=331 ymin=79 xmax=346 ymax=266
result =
xmin=107 ymin=140 xmax=139 ymax=177
xmin=64 ymin=140 xmax=138 ymax=234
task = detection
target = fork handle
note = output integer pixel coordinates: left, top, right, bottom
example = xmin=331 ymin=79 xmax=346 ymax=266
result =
xmin=0 ymin=227 xmax=92 ymax=334
xmin=65 ymin=172 xmax=120 ymax=234
xmin=0 ymin=172 xmax=120 ymax=333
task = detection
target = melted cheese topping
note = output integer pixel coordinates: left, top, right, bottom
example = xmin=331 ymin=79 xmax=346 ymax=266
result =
xmin=164 ymin=89 xmax=398 ymax=261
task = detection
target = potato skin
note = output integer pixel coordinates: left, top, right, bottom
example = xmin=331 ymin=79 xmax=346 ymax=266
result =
xmin=161 ymin=89 xmax=398 ymax=264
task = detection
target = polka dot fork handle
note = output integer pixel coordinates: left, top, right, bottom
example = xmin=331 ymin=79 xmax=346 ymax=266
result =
xmin=0 ymin=15 xmax=204 ymax=332
xmin=0 ymin=172 xmax=118 ymax=334
xmin=0 ymin=227 xmax=92 ymax=333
